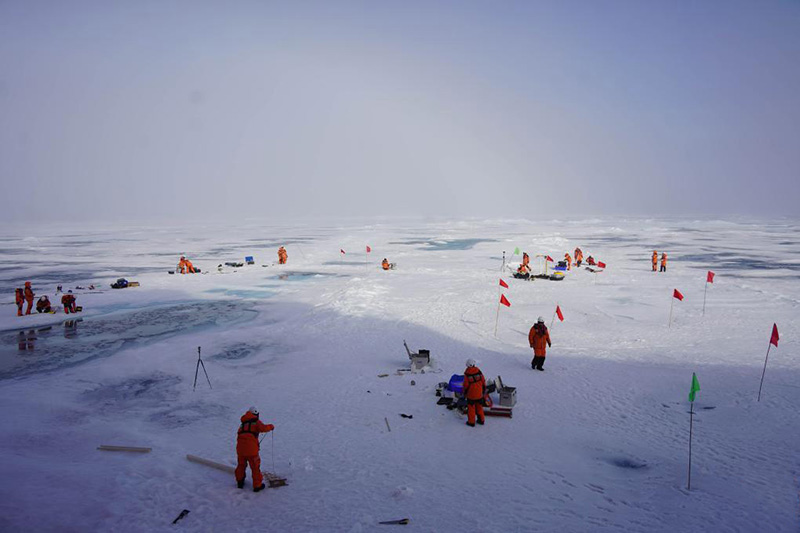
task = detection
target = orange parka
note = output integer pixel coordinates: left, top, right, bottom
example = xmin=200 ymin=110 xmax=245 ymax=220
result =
xmin=24 ymin=282 xmax=34 ymax=302
xmin=522 ymin=253 xmax=530 ymax=267
xmin=382 ymin=259 xmax=390 ymax=270
xmin=661 ymin=253 xmax=667 ymax=266
xmin=463 ymin=366 xmax=485 ymax=400
xmin=236 ymin=412 xmax=274 ymax=457
xmin=528 ymin=323 xmax=552 ymax=356
xmin=15 ymin=288 xmax=24 ymax=305
xmin=652 ymin=251 xmax=658 ymax=265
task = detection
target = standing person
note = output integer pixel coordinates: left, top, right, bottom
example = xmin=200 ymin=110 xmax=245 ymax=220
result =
xmin=528 ymin=317 xmax=552 ymax=371
xmin=651 ymin=251 xmax=658 ymax=272
xmin=382 ymin=258 xmax=391 ymax=271
xmin=15 ymin=288 xmax=24 ymax=316
xmin=278 ymin=246 xmax=287 ymax=264
xmin=463 ymin=359 xmax=486 ymax=427
xmin=522 ymin=252 xmax=530 ymax=270
xmin=564 ymin=253 xmax=572 ymax=271
xmin=660 ymin=252 xmax=667 ymax=272
xmin=574 ymin=248 xmax=583 ymax=267
xmin=61 ymin=291 xmax=77 ymax=314
xmin=23 ymin=282 xmax=34 ymax=315
xmin=235 ymin=407 xmax=275 ymax=492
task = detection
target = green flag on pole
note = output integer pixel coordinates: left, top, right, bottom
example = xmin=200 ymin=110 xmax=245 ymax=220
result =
xmin=513 ymin=247 xmax=520 ymax=255
xmin=688 ymin=372 xmax=700 ymax=402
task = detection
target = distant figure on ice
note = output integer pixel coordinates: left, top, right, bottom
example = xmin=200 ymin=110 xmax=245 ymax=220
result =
xmin=23 ymin=282 xmax=35 ymax=315
xmin=278 ymin=246 xmax=287 ymax=264
xmin=178 ymin=256 xmax=197 ymax=274
xmin=564 ymin=253 xmax=572 ymax=271
xmin=61 ymin=291 xmax=77 ymax=314
xmin=36 ymin=296 xmax=52 ymax=313
xmin=516 ymin=262 xmax=530 ymax=279
xmin=15 ymin=288 xmax=24 ymax=316
xmin=574 ymin=247 xmax=583 ymax=267
xmin=382 ymin=258 xmax=391 ymax=270
xmin=528 ymin=317 xmax=552 ymax=371
xmin=652 ymin=251 xmax=658 ymax=272
xmin=236 ymin=407 xmax=274 ymax=492
xmin=586 ymin=255 xmax=595 ymax=266
xmin=660 ymin=252 xmax=668 ymax=272
xmin=463 ymin=359 xmax=486 ymax=427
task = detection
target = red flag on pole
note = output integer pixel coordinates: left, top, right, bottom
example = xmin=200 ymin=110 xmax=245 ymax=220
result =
xmin=707 ymin=271 xmax=715 ymax=283
xmin=545 ymin=255 xmax=554 ymax=262
xmin=500 ymin=294 xmax=511 ymax=307
xmin=340 ymin=249 xmax=346 ymax=255
xmin=499 ymin=279 xmax=508 ymax=288
xmin=556 ymin=305 xmax=564 ymax=321
xmin=366 ymin=246 xmax=371 ymax=253
xmin=673 ymin=289 xmax=684 ymax=301
xmin=597 ymin=261 xmax=606 ymax=269
xmin=770 ymin=323 xmax=779 ymax=347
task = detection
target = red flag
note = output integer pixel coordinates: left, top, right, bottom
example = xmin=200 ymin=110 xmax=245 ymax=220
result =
xmin=673 ymin=289 xmax=684 ymax=301
xmin=340 ymin=249 xmax=346 ymax=255
xmin=499 ymin=278 xmax=508 ymax=288
xmin=770 ymin=323 xmax=779 ymax=347
xmin=597 ymin=261 xmax=606 ymax=269
xmin=366 ymin=246 xmax=371 ymax=253
xmin=707 ymin=271 xmax=715 ymax=283
xmin=500 ymin=294 xmax=511 ymax=307
xmin=546 ymin=255 xmax=554 ymax=262
xmin=556 ymin=305 xmax=564 ymax=322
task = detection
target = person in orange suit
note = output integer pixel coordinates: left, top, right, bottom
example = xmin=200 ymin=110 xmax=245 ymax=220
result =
xmin=277 ymin=246 xmax=287 ymax=264
xmin=652 ymin=251 xmax=658 ymax=272
xmin=178 ymin=256 xmax=187 ymax=274
xmin=516 ymin=262 xmax=530 ymax=279
xmin=23 ymin=282 xmax=35 ymax=315
xmin=15 ymin=288 xmax=24 ymax=316
xmin=235 ymin=407 xmax=275 ymax=492
xmin=463 ymin=359 xmax=486 ymax=427
xmin=660 ymin=252 xmax=667 ymax=272
xmin=528 ymin=316 xmax=552 ymax=371
xmin=61 ymin=291 xmax=77 ymax=314
xmin=522 ymin=252 xmax=530 ymax=268
xmin=574 ymin=248 xmax=583 ymax=267
xmin=564 ymin=253 xmax=572 ymax=271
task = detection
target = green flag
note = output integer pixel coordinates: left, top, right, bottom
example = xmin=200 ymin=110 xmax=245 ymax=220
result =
xmin=688 ymin=372 xmax=700 ymax=402
xmin=513 ymin=247 xmax=520 ymax=256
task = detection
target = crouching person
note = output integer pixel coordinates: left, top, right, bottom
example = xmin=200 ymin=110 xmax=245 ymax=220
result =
xmin=235 ymin=407 xmax=274 ymax=492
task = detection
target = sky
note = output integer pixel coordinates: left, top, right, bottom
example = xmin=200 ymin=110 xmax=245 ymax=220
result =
xmin=1 ymin=1 xmax=799 ymax=224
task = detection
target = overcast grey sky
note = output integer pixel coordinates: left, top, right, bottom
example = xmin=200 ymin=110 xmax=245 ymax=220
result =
xmin=1 ymin=1 xmax=798 ymax=224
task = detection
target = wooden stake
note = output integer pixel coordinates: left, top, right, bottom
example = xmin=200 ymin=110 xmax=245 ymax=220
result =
xmin=757 ymin=342 xmax=773 ymax=402
xmin=97 ymin=445 xmax=151 ymax=453
xmin=384 ymin=417 xmax=391 ymax=432
xmin=687 ymin=401 xmax=694 ymax=490
xmin=669 ymin=297 xmax=675 ymax=328
xmin=702 ymin=281 xmax=708 ymax=316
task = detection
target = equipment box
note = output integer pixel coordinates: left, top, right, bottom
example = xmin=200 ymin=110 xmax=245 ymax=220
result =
xmin=411 ymin=349 xmax=430 ymax=370
xmin=499 ymin=386 xmax=517 ymax=407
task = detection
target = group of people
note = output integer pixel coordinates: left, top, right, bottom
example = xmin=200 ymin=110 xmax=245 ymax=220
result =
xmin=14 ymin=282 xmax=78 ymax=316
xmin=652 ymin=251 xmax=668 ymax=272
xmin=516 ymin=248 xmax=593 ymax=278
xmin=177 ymin=256 xmax=198 ymax=274
xmin=460 ymin=316 xmax=553 ymax=429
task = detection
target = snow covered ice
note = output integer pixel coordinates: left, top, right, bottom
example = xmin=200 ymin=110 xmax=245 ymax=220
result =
xmin=0 ymin=217 xmax=799 ymax=532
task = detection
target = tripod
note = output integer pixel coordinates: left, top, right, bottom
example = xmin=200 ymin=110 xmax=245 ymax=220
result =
xmin=193 ymin=346 xmax=212 ymax=391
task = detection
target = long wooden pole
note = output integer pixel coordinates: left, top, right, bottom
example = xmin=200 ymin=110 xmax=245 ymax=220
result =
xmin=702 ymin=281 xmax=708 ymax=316
xmin=494 ymin=300 xmax=501 ymax=337
xmin=757 ymin=342 xmax=773 ymax=402
xmin=669 ymin=297 xmax=675 ymax=328
xmin=687 ymin=401 xmax=694 ymax=490
xmin=550 ymin=304 xmax=558 ymax=330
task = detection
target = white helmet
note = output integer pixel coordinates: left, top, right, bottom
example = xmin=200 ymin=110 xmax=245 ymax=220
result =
xmin=247 ymin=406 xmax=259 ymax=415
xmin=466 ymin=358 xmax=476 ymax=367
xmin=537 ymin=316 xmax=545 ymax=323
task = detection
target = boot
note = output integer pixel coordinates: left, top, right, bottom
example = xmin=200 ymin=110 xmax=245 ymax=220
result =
xmin=466 ymin=422 xmax=475 ymax=427
xmin=237 ymin=480 xmax=244 ymax=489
xmin=477 ymin=418 xmax=485 ymax=425
xmin=253 ymin=483 xmax=266 ymax=493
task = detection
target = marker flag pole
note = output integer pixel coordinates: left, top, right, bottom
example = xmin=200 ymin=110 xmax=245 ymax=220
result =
xmin=687 ymin=372 xmax=700 ymax=490
xmin=757 ymin=324 xmax=780 ymax=402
